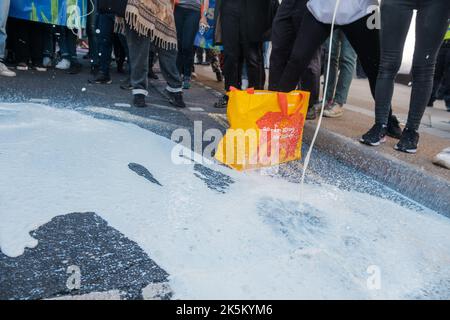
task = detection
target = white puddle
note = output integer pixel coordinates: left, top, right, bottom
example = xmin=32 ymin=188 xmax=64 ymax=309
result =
xmin=1 ymin=103 xmax=450 ymax=299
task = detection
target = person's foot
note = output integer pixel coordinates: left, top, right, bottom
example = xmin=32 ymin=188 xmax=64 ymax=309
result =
xmin=89 ymin=72 xmax=112 ymax=84
xmin=360 ymin=124 xmax=387 ymax=146
xmin=166 ymin=90 xmax=186 ymax=108
xmin=394 ymin=128 xmax=419 ymax=154
xmin=148 ymin=69 xmax=159 ymax=80
xmin=183 ymin=78 xmax=191 ymax=90
xmin=55 ymin=58 xmax=71 ymax=70
xmin=32 ymin=64 xmax=47 ymax=72
xmin=42 ymin=57 xmax=53 ymax=68
xmin=16 ymin=62 xmax=29 ymax=71
xmin=387 ymin=115 xmax=402 ymax=139
xmin=214 ymin=95 xmax=228 ymax=109
xmin=215 ymin=70 xmax=223 ymax=82
xmin=120 ymin=82 xmax=133 ymax=90
xmin=67 ymin=62 xmax=82 ymax=74
xmin=433 ymin=147 xmax=450 ymax=170
xmin=323 ymin=102 xmax=344 ymax=118
xmin=0 ymin=62 xmax=16 ymax=77
xmin=306 ymin=106 xmax=317 ymax=120
xmin=133 ymin=94 xmax=147 ymax=108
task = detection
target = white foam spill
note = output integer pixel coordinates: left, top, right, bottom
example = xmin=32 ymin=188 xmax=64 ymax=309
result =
xmin=1 ymin=103 xmax=450 ymax=299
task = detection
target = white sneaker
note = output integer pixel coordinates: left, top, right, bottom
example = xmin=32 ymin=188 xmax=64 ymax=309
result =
xmin=433 ymin=148 xmax=450 ymax=170
xmin=323 ymin=102 xmax=344 ymax=118
xmin=55 ymin=58 xmax=71 ymax=70
xmin=0 ymin=62 xmax=16 ymax=77
xmin=43 ymin=57 xmax=52 ymax=67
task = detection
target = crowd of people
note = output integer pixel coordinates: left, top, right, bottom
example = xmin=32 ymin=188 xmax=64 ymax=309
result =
xmin=0 ymin=0 xmax=449 ymax=155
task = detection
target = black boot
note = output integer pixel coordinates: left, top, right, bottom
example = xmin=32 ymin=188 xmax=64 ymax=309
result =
xmin=133 ymin=94 xmax=147 ymax=108
xmin=166 ymin=90 xmax=186 ymax=108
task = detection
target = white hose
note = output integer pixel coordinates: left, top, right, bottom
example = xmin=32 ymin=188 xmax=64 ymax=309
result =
xmin=300 ymin=0 xmax=341 ymax=203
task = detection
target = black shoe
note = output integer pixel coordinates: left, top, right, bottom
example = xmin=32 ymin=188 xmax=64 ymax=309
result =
xmin=215 ymin=70 xmax=223 ymax=82
xmin=67 ymin=62 xmax=82 ymax=75
xmin=89 ymin=73 xmax=112 ymax=84
xmin=214 ymin=95 xmax=228 ymax=109
xmin=133 ymin=94 xmax=147 ymax=108
xmin=387 ymin=115 xmax=402 ymax=139
xmin=148 ymin=69 xmax=159 ymax=80
xmin=166 ymin=90 xmax=186 ymax=108
xmin=306 ymin=106 xmax=317 ymax=120
xmin=120 ymin=83 xmax=133 ymax=90
xmin=395 ymin=128 xmax=419 ymax=154
xmin=360 ymin=124 xmax=387 ymax=146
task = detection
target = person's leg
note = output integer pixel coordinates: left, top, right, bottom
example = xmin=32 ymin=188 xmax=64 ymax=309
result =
xmin=154 ymin=42 xmax=185 ymax=108
xmin=442 ymin=45 xmax=450 ymax=109
xmin=429 ymin=44 xmax=446 ymax=106
xmin=244 ymin=41 xmax=264 ymax=89
xmin=221 ymin=0 xmax=243 ymax=91
xmin=324 ymin=30 xmax=342 ymax=103
xmin=268 ymin=0 xmax=298 ymax=91
xmin=14 ymin=19 xmax=31 ymax=66
xmin=125 ymin=26 xmax=151 ymax=96
xmin=333 ymin=33 xmax=357 ymax=105
xmin=87 ymin=0 xmax=99 ymax=66
xmin=42 ymin=24 xmax=55 ymax=60
xmin=0 ymin=0 xmax=11 ymax=62
xmin=97 ymin=13 xmax=115 ymax=78
xmin=29 ymin=22 xmax=45 ymax=68
xmin=182 ymin=8 xmax=200 ymax=81
xmin=174 ymin=6 xmax=186 ymax=75
xmin=300 ymin=49 xmax=322 ymax=107
xmin=405 ymin=0 xmax=450 ymax=131
xmin=278 ymin=10 xmax=330 ymax=92
xmin=370 ymin=1 xmax=413 ymax=126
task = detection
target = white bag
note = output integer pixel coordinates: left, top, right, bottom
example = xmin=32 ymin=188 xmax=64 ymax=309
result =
xmin=307 ymin=0 xmax=378 ymax=26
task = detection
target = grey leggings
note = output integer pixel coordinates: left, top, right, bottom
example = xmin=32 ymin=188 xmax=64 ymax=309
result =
xmin=375 ymin=0 xmax=450 ymax=130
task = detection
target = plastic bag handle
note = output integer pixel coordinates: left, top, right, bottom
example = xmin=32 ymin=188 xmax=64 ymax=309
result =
xmin=277 ymin=92 xmax=304 ymax=116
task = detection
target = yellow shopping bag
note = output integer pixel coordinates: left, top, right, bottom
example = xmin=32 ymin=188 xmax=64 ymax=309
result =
xmin=215 ymin=87 xmax=310 ymax=171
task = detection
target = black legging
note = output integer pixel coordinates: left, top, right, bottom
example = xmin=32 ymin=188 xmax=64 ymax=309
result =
xmin=276 ymin=10 xmax=380 ymax=102
xmin=375 ymin=0 xmax=450 ymax=131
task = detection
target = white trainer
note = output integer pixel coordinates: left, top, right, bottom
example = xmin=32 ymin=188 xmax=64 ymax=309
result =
xmin=55 ymin=58 xmax=71 ymax=70
xmin=0 ymin=62 xmax=16 ymax=77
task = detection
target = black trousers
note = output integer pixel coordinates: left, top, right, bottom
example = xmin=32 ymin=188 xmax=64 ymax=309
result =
xmin=269 ymin=0 xmax=321 ymax=107
xmin=430 ymin=42 xmax=450 ymax=107
xmin=375 ymin=0 xmax=450 ymax=130
xmin=12 ymin=19 xmax=44 ymax=65
xmin=221 ymin=0 xmax=265 ymax=91
xmin=276 ymin=10 xmax=381 ymax=102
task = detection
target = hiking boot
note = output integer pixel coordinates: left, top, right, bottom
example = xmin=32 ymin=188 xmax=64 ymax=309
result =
xmin=323 ymin=102 xmax=344 ymax=118
xmin=133 ymin=94 xmax=147 ymax=108
xmin=387 ymin=115 xmax=402 ymax=139
xmin=214 ymin=95 xmax=228 ymax=109
xmin=306 ymin=106 xmax=317 ymax=120
xmin=394 ymin=128 xmax=419 ymax=154
xmin=0 ymin=62 xmax=16 ymax=77
xmin=360 ymin=123 xmax=387 ymax=146
xmin=89 ymin=72 xmax=112 ymax=84
xmin=166 ymin=90 xmax=186 ymax=108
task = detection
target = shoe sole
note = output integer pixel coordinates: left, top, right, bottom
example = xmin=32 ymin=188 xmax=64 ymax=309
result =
xmin=89 ymin=80 xmax=112 ymax=84
xmin=0 ymin=72 xmax=16 ymax=77
xmin=16 ymin=67 xmax=28 ymax=71
xmin=359 ymin=136 xmax=386 ymax=146
xmin=323 ymin=111 xmax=344 ymax=118
xmin=394 ymin=145 xmax=417 ymax=154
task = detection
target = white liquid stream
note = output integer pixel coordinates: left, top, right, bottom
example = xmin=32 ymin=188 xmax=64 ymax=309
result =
xmin=1 ymin=103 xmax=450 ymax=299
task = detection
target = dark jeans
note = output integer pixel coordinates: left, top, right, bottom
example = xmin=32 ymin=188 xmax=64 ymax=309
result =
xmin=86 ymin=0 xmax=99 ymax=66
xmin=13 ymin=19 xmax=45 ymax=65
xmin=430 ymin=42 xmax=450 ymax=107
xmin=57 ymin=26 xmax=78 ymax=63
xmin=221 ymin=0 xmax=265 ymax=91
xmin=174 ymin=6 xmax=200 ymax=80
xmin=275 ymin=10 xmax=381 ymax=103
xmin=126 ymin=26 xmax=182 ymax=96
xmin=269 ymin=0 xmax=321 ymax=107
xmin=97 ymin=13 xmax=115 ymax=76
xmin=375 ymin=0 xmax=450 ymax=130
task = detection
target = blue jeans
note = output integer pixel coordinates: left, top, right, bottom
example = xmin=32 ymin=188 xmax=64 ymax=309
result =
xmin=325 ymin=30 xmax=357 ymax=105
xmin=0 ymin=0 xmax=11 ymax=60
xmin=174 ymin=6 xmax=200 ymax=79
